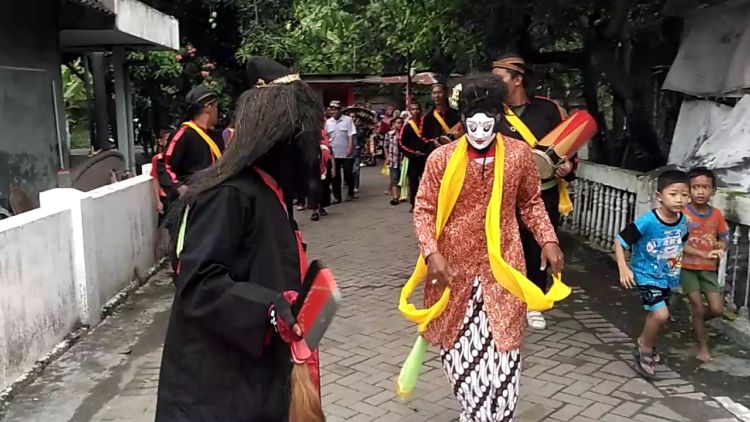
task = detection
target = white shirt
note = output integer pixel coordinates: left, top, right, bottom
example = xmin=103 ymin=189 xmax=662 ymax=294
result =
xmin=325 ymin=115 xmax=357 ymax=158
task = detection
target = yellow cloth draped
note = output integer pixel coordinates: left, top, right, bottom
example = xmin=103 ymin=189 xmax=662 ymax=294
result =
xmin=504 ymin=110 xmax=573 ymax=216
xmin=183 ymin=121 xmax=222 ymax=160
xmin=398 ymin=136 xmax=571 ymax=333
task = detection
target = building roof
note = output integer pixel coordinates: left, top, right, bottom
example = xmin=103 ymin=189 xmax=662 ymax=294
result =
xmin=65 ymin=0 xmax=115 ymax=15
xmin=60 ymin=0 xmax=179 ymax=51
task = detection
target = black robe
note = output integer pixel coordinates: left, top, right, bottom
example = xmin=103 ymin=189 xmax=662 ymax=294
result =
xmin=156 ymin=170 xmax=301 ymax=422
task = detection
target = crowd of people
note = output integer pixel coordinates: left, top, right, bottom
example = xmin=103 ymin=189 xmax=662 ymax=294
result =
xmin=143 ymin=53 xmax=731 ymax=422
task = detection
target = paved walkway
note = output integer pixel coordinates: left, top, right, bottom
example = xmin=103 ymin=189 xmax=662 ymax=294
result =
xmin=2 ymin=169 xmax=748 ymax=421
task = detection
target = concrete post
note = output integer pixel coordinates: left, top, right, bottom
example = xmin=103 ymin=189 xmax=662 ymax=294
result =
xmin=112 ymin=47 xmax=132 ymax=171
xmin=38 ymin=188 xmax=100 ymax=326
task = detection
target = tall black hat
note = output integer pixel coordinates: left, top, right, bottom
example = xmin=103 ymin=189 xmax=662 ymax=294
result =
xmin=245 ymin=56 xmax=301 ymax=89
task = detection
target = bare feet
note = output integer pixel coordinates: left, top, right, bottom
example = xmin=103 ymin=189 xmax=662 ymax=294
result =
xmin=696 ymin=346 xmax=711 ymax=362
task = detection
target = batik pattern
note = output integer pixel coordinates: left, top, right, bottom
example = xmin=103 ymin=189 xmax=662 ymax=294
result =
xmin=441 ymin=279 xmax=522 ymax=422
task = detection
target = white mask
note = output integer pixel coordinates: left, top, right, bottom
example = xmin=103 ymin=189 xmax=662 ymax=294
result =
xmin=464 ymin=112 xmax=496 ymax=150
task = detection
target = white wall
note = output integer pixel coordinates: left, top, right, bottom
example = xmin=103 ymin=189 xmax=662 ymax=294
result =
xmin=0 ymin=173 xmax=158 ymax=393
xmin=80 ymin=175 xmax=157 ymax=316
xmin=0 ymin=208 xmax=79 ymax=391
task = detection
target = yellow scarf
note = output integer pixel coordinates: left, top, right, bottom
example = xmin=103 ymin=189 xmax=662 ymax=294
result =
xmin=407 ymin=119 xmax=422 ymax=137
xmin=399 ymin=136 xmax=571 ymax=332
xmin=504 ymin=109 xmax=573 ymax=216
xmin=183 ymin=121 xmax=222 ymax=160
xmin=433 ymin=110 xmax=451 ymax=133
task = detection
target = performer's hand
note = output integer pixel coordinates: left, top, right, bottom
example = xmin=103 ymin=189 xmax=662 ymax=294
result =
xmin=177 ymin=184 xmax=189 ymax=198
xmin=414 ymin=151 xmax=426 ymax=157
xmin=540 ymin=243 xmax=564 ymax=274
xmin=555 ymin=156 xmax=574 ymax=178
xmin=291 ymin=324 xmax=303 ymax=337
xmin=426 ymin=253 xmax=455 ymax=290
xmin=707 ymin=249 xmax=724 ymax=260
xmin=618 ymin=265 xmax=636 ymax=289
xmin=156 ymin=200 xmax=164 ymax=215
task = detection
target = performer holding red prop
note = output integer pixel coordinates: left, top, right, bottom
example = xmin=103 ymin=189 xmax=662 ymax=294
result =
xmin=156 ymin=57 xmax=335 ymax=422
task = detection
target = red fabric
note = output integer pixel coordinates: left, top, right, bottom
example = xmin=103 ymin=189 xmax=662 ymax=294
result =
xmin=254 ymin=166 xmax=321 ymax=395
xmin=467 ymin=143 xmax=497 ymax=159
xmin=164 ymin=125 xmax=188 ymax=183
xmin=150 ymin=153 xmax=166 ymax=197
xmin=320 ymin=130 xmax=331 ymax=176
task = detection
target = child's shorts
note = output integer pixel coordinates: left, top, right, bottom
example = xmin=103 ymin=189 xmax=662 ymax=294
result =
xmin=681 ymin=269 xmax=721 ymax=294
xmin=637 ymin=285 xmax=671 ymax=311
xmin=389 ymin=166 xmax=400 ymax=186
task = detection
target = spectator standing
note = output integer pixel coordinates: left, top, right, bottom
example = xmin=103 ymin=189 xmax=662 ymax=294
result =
xmin=325 ymin=101 xmax=358 ymax=202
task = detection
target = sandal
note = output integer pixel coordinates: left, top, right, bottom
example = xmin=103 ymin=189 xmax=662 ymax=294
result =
xmin=632 ymin=347 xmax=656 ymax=379
xmin=638 ymin=339 xmax=661 ymax=364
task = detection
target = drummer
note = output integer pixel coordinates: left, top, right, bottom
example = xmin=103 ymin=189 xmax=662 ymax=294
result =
xmin=421 ymin=75 xmax=461 ymax=148
xmin=493 ymin=53 xmax=577 ymax=331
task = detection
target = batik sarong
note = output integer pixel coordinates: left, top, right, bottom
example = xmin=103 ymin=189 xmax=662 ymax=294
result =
xmin=440 ymin=279 xmax=522 ymax=422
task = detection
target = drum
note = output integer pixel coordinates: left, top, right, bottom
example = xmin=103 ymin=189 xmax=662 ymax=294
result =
xmin=531 ymin=149 xmax=556 ymax=179
xmin=532 ymin=111 xmax=598 ymax=179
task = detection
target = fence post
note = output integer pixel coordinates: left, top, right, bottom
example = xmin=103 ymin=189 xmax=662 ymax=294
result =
xmin=39 ymin=188 xmax=99 ymax=326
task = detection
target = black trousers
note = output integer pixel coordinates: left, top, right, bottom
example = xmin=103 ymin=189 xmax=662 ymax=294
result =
xmin=320 ymin=161 xmax=332 ymax=208
xmin=520 ymin=185 xmax=561 ymax=293
xmin=407 ymin=157 xmax=426 ymax=207
xmin=332 ymin=158 xmax=355 ymax=201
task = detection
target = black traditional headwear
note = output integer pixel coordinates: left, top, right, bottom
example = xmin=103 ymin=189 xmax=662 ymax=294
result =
xmin=181 ymin=85 xmax=217 ymax=122
xmin=186 ymin=85 xmax=217 ymax=106
xmin=246 ymin=57 xmax=302 ymax=89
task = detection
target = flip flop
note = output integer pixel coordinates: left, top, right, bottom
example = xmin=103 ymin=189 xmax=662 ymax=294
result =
xmin=632 ymin=348 xmax=655 ymax=379
xmin=638 ymin=339 xmax=661 ymax=364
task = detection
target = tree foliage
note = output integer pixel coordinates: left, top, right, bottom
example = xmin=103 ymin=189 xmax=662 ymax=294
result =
xmin=132 ymin=0 xmax=680 ymax=169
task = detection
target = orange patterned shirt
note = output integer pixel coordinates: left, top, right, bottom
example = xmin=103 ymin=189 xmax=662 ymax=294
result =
xmin=683 ymin=205 xmax=729 ymax=271
xmin=413 ymin=138 xmax=559 ymax=351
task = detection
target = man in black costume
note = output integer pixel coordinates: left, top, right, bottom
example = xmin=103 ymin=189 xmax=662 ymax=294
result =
xmin=399 ymin=102 xmax=430 ymax=212
xmin=156 ymin=57 xmax=324 ymax=422
xmin=493 ymin=53 xmax=577 ymax=330
xmin=421 ymin=77 xmax=461 ymax=147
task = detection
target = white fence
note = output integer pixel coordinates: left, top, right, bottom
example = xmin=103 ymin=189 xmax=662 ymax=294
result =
xmin=565 ymin=161 xmax=750 ymax=319
xmin=0 ymin=172 xmax=158 ymax=393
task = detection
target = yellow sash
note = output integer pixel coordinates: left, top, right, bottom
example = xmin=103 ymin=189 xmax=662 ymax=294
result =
xmin=433 ymin=110 xmax=451 ymax=133
xmin=407 ymin=119 xmax=422 ymax=138
xmin=183 ymin=121 xmax=222 ymax=160
xmin=504 ymin=109 xmax=573 ymax=216
xmin=398 ymin=135 xmax=571 ymax=332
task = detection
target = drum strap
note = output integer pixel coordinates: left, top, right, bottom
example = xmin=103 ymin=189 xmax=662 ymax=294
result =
xmin=504 ymin=107 xmax=573 ymax=216
xmin=407 ymin=120 xmax=422 ymax=138
xmin=183 ymin=121 xmax=222 ymax=161
xmin=433 ymin=110 xmax=451 ymax=133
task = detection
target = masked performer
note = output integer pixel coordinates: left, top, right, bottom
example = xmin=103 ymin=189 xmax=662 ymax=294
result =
xmin=413 ymin=74 xmax=564 ymax=421
xmin=421 ymin=77 xmax=461 ymax=147
xmin=492 ymin=53 xmax=576 ymax=330
xmin=156 ymin=57 xmax=324 ymax=422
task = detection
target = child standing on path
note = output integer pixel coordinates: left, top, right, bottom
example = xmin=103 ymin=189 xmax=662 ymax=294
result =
xmin=682 ymin=167 xmax=729 ymax=362
xmin=615 ymin=170 xmax=690 ymax=378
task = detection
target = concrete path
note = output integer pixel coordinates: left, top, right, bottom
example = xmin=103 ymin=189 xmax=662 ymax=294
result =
xmin=2 ymin=168 xmax=748 ymax=422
